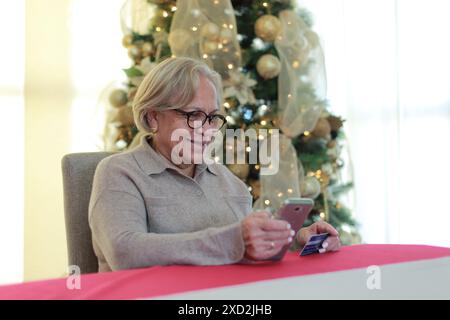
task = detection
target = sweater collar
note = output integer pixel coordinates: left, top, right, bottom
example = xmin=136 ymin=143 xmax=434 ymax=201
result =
xmin=132 ymin=134 xmax=218 ymax=177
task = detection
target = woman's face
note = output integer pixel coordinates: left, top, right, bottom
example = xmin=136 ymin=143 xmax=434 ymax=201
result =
xmin=148 ymin=74 xmax=220 ymax=166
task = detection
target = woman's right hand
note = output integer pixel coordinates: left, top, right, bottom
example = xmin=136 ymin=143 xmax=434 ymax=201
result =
xmin=240 ymin=211 xmax=295 ymax=261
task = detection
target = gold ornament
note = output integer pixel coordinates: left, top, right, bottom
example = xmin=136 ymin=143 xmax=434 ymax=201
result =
xmin=112 ymin=106 xmax=135 ymax=126
xmin=202 ymin=40 xmax=219 ymax=54
xmin=122 ymin=34 xmax=133 ymax=48
xmin=256 ymin=54 xmax=281 ymax=80
xmin=128 ymin=45 xmax=142 ymax=62
xmin=255 ymin=15 xmax=282 ymax=42
xmin=201 ymin=22 xmax=220 ymax=41
xmin=109 ymin=89 xmax=128 ymax=108
xmin=312 ymin=117 xmax=331 ymax=138
xmin=300 ymin=176 xmax=321 ymax=199
xmin=228 ymin=164 xmax=250 ymax=180
xmin=141 ymin=42 xmax=153 ymax=57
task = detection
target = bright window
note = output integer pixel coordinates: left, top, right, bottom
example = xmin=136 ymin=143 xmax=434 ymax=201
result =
xmin=300 ymin=0 xmax=450 ymax=246
xmin=69 ymin=0 xmax=129 ymax=152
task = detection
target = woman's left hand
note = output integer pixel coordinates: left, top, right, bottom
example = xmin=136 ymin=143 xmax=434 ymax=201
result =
xmin=296 ymin=221 xmax=341 ymax=253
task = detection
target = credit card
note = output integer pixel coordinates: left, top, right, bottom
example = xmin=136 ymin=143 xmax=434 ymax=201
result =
xmin=299 ymin=233 xmax=329 ymax=256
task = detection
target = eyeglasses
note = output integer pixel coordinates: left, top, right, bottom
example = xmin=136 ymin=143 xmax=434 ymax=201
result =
xmin=172 ymin=109 xmax=227 ymax=129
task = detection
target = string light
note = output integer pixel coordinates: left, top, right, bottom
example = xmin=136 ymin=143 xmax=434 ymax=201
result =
xmin=227 ymin=63 xmax=234 ymax=70
xmin=162 ymin=11 xmax=169 ymax=18
xmin=202 ymin=53 xmax=208 ymax=59
xmin=264 ymin=200 xmax=271 ymax=206
xmin=304 ymin=131 xmax=310 ymax=136
xmin=192 ymin=26 xmax=198 ymax=32
xmin=260 ymin=120 xmax=267 ymax=125
xmin=156 ymin=27 xmax=162 ymax=32
xmin=171 ymin=6 xmax=177 ymax=12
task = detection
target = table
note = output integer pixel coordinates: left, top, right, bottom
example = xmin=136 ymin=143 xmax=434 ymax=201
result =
xmin=1 ymin=244 xmax=449 ymax=300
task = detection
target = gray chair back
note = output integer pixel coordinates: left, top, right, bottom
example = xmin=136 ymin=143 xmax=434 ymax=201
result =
xmin=61 ymin=152 xmax=114 ymax=274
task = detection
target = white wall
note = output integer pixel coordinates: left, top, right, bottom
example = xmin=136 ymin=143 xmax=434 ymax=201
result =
xmin=0 ymin=1 xmax=25 ymax=285
xmin=24 ymin=0 xmax=126 ymax=282
xmin=24 ymin=0 xmax=74 ymax=281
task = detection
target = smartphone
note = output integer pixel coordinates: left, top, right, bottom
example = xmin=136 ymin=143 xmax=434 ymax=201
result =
xmin=266 ymin=198 xmax=314 ymax=261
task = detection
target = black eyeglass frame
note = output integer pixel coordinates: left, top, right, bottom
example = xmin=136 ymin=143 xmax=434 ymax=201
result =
xmin=172 ymin=109 xmax=227 ymax=129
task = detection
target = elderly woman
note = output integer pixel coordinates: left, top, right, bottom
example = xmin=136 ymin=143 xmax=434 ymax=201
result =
xmin=89 ymin=57 xmax=340 ymax=272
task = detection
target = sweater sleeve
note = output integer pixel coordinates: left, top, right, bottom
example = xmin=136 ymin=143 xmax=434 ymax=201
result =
xmin=89 ymin=189 xmax=246 ymax=271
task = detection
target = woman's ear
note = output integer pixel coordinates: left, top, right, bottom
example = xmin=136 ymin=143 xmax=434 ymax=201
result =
xmin=146 ymin=110 xmax=158 ymax=131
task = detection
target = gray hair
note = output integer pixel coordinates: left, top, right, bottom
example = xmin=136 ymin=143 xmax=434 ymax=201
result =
xmin=132 ymin=57 xmax=223 ymax=135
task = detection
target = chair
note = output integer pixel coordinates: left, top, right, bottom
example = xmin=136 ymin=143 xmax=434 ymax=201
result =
xmin=61 ymin=152 xmax=115 ymax=274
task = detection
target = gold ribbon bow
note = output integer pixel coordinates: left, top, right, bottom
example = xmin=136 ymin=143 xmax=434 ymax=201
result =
xmin=255 ymin=10 xmax=327 ymax=212
xmin=169 ymin=0 xmax=241 ymax=79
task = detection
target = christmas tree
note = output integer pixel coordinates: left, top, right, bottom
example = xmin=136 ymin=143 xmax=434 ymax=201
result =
xmin=104 ymin=0 xmax=360 ymax=245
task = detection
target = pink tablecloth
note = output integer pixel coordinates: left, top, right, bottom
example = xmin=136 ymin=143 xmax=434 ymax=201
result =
xmin=1 ymin=244 xmax=449 ymax=300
